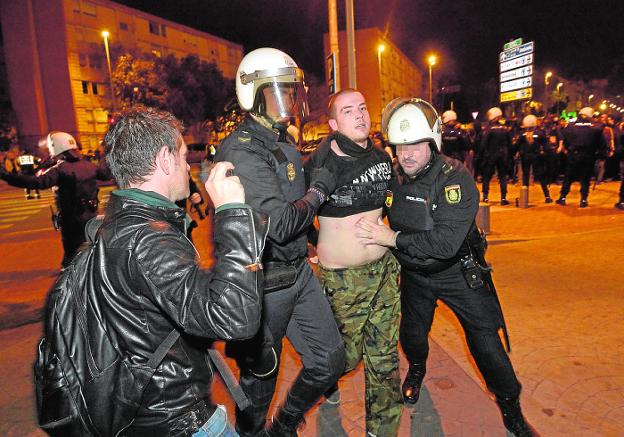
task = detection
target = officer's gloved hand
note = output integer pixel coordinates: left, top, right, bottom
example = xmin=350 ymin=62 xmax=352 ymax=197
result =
xmin=308 ymin=166 xmax=337 ymax=199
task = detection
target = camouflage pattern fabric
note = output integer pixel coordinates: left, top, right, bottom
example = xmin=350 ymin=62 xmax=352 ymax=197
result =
xmin=319 ymin=251 xmax=403 ymax=436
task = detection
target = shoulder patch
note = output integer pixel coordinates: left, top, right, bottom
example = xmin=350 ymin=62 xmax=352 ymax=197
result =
xmin=441 ymin=162 xmax=454 ymax=175
xmin=237 ymin=136 xmax=251 ymax=143
xmin=444 ymin=184 xmax=461 ymax=204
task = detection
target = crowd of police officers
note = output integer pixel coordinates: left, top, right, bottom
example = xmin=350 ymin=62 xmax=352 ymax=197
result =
xmin=432 ymin=106 xmax=622 ymax=209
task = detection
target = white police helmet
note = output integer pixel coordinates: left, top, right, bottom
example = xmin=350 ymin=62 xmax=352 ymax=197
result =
xmin=382 ymin=98 xmax=441 ymax=152
xmin=579 ymin=107 xmax=594 ymax=118
xmin=442 ymin=110 xmax=457 ymax=124
xmin=235 ymin=47 xmax=309 ymax=126
xmin=46 ymin=131 xmax=77 ymax=157
xmin=487 ymin=107 xmax=503 ymax=122
xmin=522 ymin=114 xmax=537 ymax=128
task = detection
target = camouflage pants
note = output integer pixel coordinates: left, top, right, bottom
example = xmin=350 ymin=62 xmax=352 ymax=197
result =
xmin=319 ymin=251 xmax=403 ymax=436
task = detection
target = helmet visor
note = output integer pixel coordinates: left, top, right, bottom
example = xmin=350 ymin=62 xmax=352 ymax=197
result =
xmin=381 ymin=98 xmax=439 ymax=139
xmin=250 ymin=68 xmax=309 ymax=123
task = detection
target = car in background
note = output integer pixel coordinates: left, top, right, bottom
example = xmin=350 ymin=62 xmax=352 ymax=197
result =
xmin=186 ymin=143 xmax=209 ymax=164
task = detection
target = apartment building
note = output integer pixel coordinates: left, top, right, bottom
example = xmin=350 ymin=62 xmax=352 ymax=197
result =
xmin=0 ymin=0 xmax=243 ymax=150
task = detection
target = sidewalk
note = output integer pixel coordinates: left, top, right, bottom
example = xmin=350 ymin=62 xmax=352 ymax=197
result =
xmin=1 ymin=179 xmax=623 ymax=436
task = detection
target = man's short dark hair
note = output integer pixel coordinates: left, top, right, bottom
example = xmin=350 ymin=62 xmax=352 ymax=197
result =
xmin=327 ymin=88 xmax=360 ymax=120
xmin=104 ymin=107 xmax=183 ymax=189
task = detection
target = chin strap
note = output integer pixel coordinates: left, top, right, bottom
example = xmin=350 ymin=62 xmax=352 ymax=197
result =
xmin=272 ymin=121 xmax=288 ymax=142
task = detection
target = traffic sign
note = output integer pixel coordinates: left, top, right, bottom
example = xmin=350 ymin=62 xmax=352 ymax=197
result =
xmin=503 ymin=38 xmax=523 ymax=51
xmin=500 ymin=54 xmax=533 ymax=73
xmin=500 ymin=87 xmax=532 ymax=103
xmin=499 ymin=41 xmax=534 ymax=62
xmin=327 ymin=53 xmax=337 ymax=95
xmin=500 ymin=65 xmax=532 ymax=82
xmin=500 ymin=76 xmax=532 ymax=93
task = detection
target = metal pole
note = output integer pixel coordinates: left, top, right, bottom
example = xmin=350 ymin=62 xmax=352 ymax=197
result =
xmin=345 ymin=0 xmax=356 ymax=88
xmin=102 ymin=33 xmax=116 ymax=112
xmin=328 ymin=0 xmax=340 ymax=92
xmin=428 ymin=64 xmax=433 ymax=103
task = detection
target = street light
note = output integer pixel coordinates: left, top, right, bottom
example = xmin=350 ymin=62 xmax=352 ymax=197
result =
xmin=544 ymin=71 xmax=553 ymax=85
xmin=101 ymin=30 xmax=116 ymax=112
xmin=377 ymin=43 xmax=385 ymax=128
xmin=427 ymin=54 xmax=437 ymax=104
xmin=556 ymin=82 xmax=563 ymax=95
xmin=588 ymin=94 xmax=594 ymax=104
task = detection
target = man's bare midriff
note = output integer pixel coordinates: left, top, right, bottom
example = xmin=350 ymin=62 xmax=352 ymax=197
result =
xmin=317 ymin=207 xmax=388 ymax=269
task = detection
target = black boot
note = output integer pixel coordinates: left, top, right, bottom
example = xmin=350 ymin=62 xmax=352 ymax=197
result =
xmin=402 ymin=362 xmax=426 ymax=406
xmin=496 ymin=396 xmax=539 ymax=437
xmin=265 ymin=409 xmax=305 ymax=437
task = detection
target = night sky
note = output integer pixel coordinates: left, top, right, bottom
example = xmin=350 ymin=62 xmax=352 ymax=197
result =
xmin=116 ymin=0 xmax=624 ymax=91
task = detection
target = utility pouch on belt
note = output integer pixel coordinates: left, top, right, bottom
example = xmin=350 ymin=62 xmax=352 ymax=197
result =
xmin=460 ymin=255 xmax=485 ymax=289
xmin=263 ymin=259 xmax=303 ymax=293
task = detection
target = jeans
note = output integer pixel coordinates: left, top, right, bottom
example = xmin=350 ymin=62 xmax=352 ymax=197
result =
xmin=192 ymin=405 xmax=238 ymax=437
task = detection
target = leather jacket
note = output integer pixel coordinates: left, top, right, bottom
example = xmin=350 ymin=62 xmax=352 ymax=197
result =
xmin=91 ymin=191 xmax=268 ymax=435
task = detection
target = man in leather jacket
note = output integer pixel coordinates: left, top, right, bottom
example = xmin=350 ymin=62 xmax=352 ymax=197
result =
xmin=0 ymin=132 xmax=110 ymax=267
xmin=215 ymin=48 xmax=345 ymax=437
xmin=356 ymin=99 xmax=537 ymax=437
xmin=95 ymin=107 xmax=269 ymax=436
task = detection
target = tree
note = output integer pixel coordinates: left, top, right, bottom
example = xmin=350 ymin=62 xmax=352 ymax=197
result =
xmin=162 ymin=55 xmax=234 ymax=127
xmin=111 ymin=53 xmax=168 ymax=111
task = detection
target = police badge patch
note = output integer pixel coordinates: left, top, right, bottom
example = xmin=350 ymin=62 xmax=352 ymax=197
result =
xmin=444 ymin=184 xmax=461 ymax=204
xmin=287 ymin=162 xmax=296 ymax=182
xmin=385 ymin=190 xmax=393 ymax=208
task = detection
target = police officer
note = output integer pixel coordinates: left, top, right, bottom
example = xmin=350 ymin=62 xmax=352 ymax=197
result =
xmin=478 ymin=107 xmax=513 ymax=205
xmin=355 ymin=98 xmax=537 ymax=437
xmin=18 ymin=149 xmax=41 ymax=199
xmin=556 ymin=107 xmax=607 ymax=208
xmin=441 ymin=110 xmax=470 ymax=163
xmin=0 ymin=131 xmax=106 ymax=267
xmin=215 ymin=48 xmax=345 ymax=436
xmin=516 ymin=115 xmax=554 ymax=203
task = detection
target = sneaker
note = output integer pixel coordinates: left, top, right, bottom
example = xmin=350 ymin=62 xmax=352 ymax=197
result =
xmin=580 ymin=199 xmax=588 ymax=208
xmin=555 ymin=198 xmax=566 ymax=206
xmin=615 ymin=202 xmax=624 ymax=211
xmin=544 ymin=197 xmax=553 ymax=204
xmin=324 ymin=384 xmax=340 ymax=405
xmin=500 ymin=199 xmax=510 ymax=206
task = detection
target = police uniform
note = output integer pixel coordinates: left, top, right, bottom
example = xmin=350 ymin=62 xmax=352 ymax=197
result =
xmin=478 ymin=121 xmax=513 ymax=203
xmin=307 ymin=133 xmax=402 ymax=437
xmin=387 ymin=152 xmax=522 ymax=404
xmin=557 ymin=116 xmax=606 ymax=206
xmin=516 ymin=129 xmax=554 ymax=201
xmin=215 ymin=117 xmax=345 ymax=436
xmin=1 ymin=149 xmax=105 ymax=267
xmin=442 ymin=123 xmax=470 ymax=163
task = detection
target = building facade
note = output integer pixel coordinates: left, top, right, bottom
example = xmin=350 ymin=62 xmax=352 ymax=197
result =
xmin=323 ymin=27 xmax=424 ymax=133
xmin=0 ymin=0 xmax=243 ymax=151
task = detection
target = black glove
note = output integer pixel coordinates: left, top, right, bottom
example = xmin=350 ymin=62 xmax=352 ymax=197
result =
xmin=308 ymin=166 xmax=337 ymax=198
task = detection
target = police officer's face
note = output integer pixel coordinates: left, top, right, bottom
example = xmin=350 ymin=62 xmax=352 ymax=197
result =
xmin=328 ymin=91 xmax=371 ymax=146
xmin=397 ymin=141 xmax=432 ymax=177
xmin=263 ymin=86 xmax=295 ymax=124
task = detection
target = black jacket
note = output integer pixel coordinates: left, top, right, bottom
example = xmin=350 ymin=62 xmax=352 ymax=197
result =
xmin=561 ymin=118 xmax=606 ymax=159
xmin=215 ymin=117 xmax=319 ymax=263
xmin=389 ymin=154 xmax=479 ymax=273
xmin=92 ymin=191 xmax=268 ymax=434
xmin=1 ymin=149 xmax=107 ymax=223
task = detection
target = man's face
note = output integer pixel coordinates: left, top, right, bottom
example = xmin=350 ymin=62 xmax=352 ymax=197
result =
xmin=397 ymin=142 xmax=432 ymax=177
xmin=263 ymin=85 xmax=295 ymax=124
xmin=329 ymin=91 xmax=371 ymax=145
xmin=171 ymin=140 xmax=190 ymax=202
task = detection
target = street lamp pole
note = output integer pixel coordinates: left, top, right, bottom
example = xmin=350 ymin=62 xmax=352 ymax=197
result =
xmin=544 ymin=71 xmax=553 ymax=113
xmin=101 ymin=30 xmax=116 ymax=113
xmin=427 ymin=54 xmax=437 ymax=104
xmin=377 ymin=43 xmax=385 ymax=130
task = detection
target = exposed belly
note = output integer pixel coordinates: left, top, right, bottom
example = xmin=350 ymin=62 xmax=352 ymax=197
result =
xmin=317 ymin=208 xmax=388 ymax=268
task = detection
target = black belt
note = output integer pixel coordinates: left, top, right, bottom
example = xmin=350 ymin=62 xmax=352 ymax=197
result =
xmin=264 ymin=257 xmax=307 ymax=271
xmin=168 ymin=401 xmax=217 ymax=437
